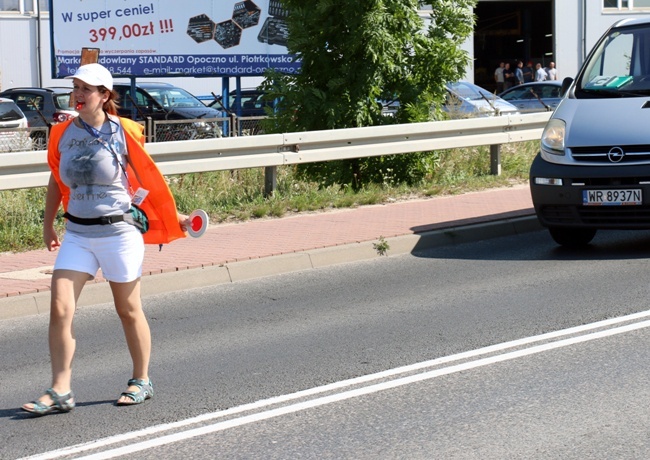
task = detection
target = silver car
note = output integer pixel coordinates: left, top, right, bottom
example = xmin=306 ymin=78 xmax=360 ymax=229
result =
xmin=0 ymin=97 xmax=31 ymax=152
xmin=444 ymin=81 xmax=519 ymax=118
xmin=379 ymin=82 xmax=518 ymax=119
xmin=498 ymin=81 xmax=563 ymax=113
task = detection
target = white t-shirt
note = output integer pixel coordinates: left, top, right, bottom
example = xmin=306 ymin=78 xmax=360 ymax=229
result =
xmin=494 ymin=67 xmax=505 ymax=83
xmin=535 ymin=68 xmax=548 ymax=81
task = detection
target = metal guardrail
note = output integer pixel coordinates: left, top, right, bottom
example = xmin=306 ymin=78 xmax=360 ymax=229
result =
xmin=0 ymin=112 xmax=551 ymax=192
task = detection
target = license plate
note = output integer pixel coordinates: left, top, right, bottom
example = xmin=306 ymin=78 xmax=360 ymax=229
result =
xmin=582 ymin=189 xmax=642 ymax=206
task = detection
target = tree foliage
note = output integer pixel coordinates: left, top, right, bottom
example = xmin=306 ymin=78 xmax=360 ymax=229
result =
xmin=260 ymin=0 xmax=477 ymax=188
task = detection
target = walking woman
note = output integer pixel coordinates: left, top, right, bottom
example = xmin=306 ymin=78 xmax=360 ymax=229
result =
xmin=22 ymin=63 xmax=189 ymax=415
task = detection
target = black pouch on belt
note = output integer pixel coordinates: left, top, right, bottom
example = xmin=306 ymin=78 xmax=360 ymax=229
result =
xmin=64 ymin=206 xmax=149 ymax=234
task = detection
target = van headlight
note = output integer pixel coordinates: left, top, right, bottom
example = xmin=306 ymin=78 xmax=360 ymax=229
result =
xmin=541 ymin=118 xmax=566 ymax=155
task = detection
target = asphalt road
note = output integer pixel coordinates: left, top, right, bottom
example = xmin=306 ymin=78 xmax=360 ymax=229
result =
xmin=3 ymin=228 xmax=650 ymax=459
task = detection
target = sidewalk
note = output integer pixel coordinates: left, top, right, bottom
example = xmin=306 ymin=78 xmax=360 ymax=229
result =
xmin=0 ymin=185 xmax=540 ymax=320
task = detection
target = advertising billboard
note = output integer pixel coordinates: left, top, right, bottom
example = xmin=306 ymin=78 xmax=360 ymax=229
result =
xmin=50 ymin=0 xmax=299 ymax=78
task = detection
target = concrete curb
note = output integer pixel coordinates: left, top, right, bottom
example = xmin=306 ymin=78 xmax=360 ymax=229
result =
xmin=0 ymin=215 xmax=542 ymax=321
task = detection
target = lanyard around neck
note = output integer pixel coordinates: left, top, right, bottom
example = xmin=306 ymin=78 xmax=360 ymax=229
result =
xmin=78 ymin=115 xmax=129 ymax=180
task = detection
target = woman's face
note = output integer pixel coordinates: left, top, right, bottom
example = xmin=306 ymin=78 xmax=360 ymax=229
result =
xmin=72 ymin=79 xmax=109 ymax=116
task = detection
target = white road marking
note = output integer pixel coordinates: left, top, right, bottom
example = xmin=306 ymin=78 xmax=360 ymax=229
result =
xmin=23 ymin=309 xmax=650 ymax=460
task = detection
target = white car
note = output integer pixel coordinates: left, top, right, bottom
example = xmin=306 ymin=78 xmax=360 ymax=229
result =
xmin=0 ymin=97 xmax=31 ymax=152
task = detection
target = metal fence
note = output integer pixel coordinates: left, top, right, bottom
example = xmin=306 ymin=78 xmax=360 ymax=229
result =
xmin=147 ymin=118 xmax=225 ymax=142
xmin=0 ymin=116 xmax=267 ymax=152
xmin=145 ymin=115 xmax=265 ymax=140
xmin=0 ymin=127 xmax=47 ymax=153
xmin=234 ymin=116 xmax=266 ymax=136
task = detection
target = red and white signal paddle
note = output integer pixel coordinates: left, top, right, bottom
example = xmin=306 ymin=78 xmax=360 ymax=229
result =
xmin=187 ymin=209 xmax=209 ymax=238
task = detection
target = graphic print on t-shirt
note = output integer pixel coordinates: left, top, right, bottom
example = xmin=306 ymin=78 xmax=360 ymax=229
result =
xmin=59 ymin=123 xmax=131 ymax=218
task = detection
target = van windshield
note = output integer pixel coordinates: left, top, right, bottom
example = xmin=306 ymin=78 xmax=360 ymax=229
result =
xmin=577 ymin=24 xmax=650 ymax=97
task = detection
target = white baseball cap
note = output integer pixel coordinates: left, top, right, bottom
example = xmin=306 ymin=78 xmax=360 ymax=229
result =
xmin=65 ymin=63 xmax=113 ymax=90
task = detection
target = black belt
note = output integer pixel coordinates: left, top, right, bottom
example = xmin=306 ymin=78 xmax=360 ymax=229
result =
xmin=64 ymin=212 xmax=132 ymax=226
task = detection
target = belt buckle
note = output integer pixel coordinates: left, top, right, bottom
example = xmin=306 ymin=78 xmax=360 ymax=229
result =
xmin=99 ymin=216 xmax=112 ymax=225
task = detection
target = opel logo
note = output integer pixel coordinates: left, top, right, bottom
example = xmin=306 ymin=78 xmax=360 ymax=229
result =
xmin=607 ymin=146 xmax=625 ymax=163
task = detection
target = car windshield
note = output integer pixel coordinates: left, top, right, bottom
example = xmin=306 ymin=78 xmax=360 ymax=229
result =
xmin=230 ymin=93 xmax=259 ymax=106
xmin=502 ymin=87 xmax=539 ymax=100
xmin=577 ymin=23 xmax=650 ymax=97
xmin=146 ymin=87 xmax=205 ymax=108
xmin=447 ymin=82 xmax=494 ymax=101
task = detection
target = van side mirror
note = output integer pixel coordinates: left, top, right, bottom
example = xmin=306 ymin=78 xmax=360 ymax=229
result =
xmin=560 ymin=77 xmax=573 ymax=97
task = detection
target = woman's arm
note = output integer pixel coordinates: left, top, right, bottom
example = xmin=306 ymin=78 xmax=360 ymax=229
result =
xmin=43 ymin=174 xmax=63 ymax=251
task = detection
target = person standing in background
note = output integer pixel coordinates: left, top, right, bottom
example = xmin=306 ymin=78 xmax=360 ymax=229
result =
xmin=494 ymin=61 xmax=505 ymax=93
xmin=535 ymin=63 xmax=548 ymax=81
xmin=503 ymin=62 xmax=515 ymax=90
xmin=547 ymin=62 xmax=558 ymax=80
xmin=515 ymin=61 xmax=525 ymax=86
xmin=523 ymin=61 xmax=534 ymax=83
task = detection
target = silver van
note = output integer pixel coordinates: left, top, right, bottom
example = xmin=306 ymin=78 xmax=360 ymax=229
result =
xmin=530 ymin=17 xmax=650 ymax=247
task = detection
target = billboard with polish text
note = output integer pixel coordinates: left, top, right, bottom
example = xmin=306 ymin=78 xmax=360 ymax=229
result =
xmin=50 ymin=1 xmax=299 ymax=78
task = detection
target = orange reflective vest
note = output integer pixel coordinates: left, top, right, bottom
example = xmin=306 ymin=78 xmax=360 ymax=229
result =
xmin=48 ymin=117 xmax=186 ymax=245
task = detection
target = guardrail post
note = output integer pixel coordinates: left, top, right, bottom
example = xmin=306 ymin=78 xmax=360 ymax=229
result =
xmin=146 ymin=117 xmax=153 ymax=143
xmin=264 ymin=166 xmax=277 ymax=197
xmin=490 ymin=144 xmax=501 ymax=175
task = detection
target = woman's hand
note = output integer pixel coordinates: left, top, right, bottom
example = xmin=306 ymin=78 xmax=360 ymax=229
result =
xmin=43 ymin=225 xmax=60 ymax=252
xmin=177 ymin=213 xmax=190 ymax=233
xmin=43 ymin=175 xmax=63 ymax=251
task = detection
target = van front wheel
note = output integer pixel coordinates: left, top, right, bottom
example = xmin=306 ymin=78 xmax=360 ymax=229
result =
xmin=548 ymin=227 xmax=597 ymax=247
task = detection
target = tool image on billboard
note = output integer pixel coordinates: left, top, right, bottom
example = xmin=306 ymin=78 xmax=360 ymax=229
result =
xmin=187 ymin=0 xmax=269 ymax=49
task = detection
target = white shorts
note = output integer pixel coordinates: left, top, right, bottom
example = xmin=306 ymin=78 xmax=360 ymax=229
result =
xmin=54 ymin=231 xmax=145 ymax=283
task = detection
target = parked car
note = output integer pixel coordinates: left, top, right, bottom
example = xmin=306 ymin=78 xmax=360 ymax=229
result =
xmin=205 ymin=89 xmax=274 ymax=117
xmin=0 ymin=87 xmax=77 ymax=126
xmin=202 ymin=89 xmax=273 ymax=135
xmin=112 ymin=82 xmax=223 ymax=140
xmin=444 ymin=81 xmax=519 ymax=118
xmin=379 ymin=99 xmax=400 ymax=117
xmin=0 ymin=87 xmax=77 ymax=149
xmin=0 ymin=97 xmax=31 ymax=152
xmin=380 ymin=82 xmax=519 ymax=118
xmin=498 ymin=81 xmax=563 ymax=112
xmin=530 ymin=17 xmax=650 ymax=247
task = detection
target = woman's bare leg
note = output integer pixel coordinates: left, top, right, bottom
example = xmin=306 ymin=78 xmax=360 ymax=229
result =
xmin=110 ymin=278 xmax=151 ymax=404
xmin=22 ymin=269 xmax=88 ymax=410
